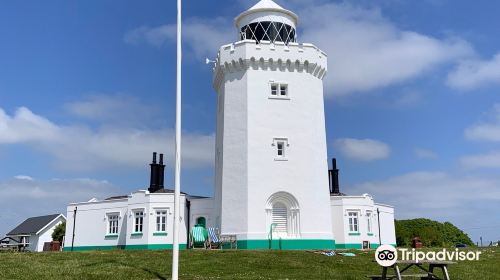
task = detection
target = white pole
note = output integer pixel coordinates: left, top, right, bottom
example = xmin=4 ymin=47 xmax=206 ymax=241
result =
xmin=172 ymin=0 xmax=182 ymax=279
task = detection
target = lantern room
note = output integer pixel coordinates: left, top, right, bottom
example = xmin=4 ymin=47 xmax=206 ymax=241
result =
xmin=235 ymin=0 xmax=299 ymax=44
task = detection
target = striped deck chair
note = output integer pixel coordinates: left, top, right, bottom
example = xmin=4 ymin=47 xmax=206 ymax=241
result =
xmin=207 ymin=227 xmax=221 ymax=249
xmin=190 ymin=226 xmax=208 ymax=249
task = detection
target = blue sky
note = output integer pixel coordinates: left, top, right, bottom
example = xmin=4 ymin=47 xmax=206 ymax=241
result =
xmin=1 ymin=0 xmax=499 ymax=243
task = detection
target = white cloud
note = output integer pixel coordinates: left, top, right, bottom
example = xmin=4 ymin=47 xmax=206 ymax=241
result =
xmin=124 ymin=25 xmax=176 ymax=47
xmin=298 ymin=2 xmax=473 ymax=95
xmin=465 ymin=104 xmax=500 ymax=142
xmin=465 ymin=124 xmax=500 ymax=142
xmin=460 ymin=151 xmax=500 ymax=169
xmin=124 ymin=17 xmax=234 ymax=59
xmin=64 ymin=94 xmax=159 ymax=125
xmin=350 ymin=171 xmax=500 ymax=235
xmin=0 ymin=105 xmax=214 ymax=171
xmin=13 ymin=175 xmax=34 ymax=181
xmin=0 ymin=107 xmax=59 ymax=143
xmin=0 ymin=176 xmax=118 ymax=236
xmin=461 ymin=105 xmax=500 ymax=169
xmin=334 ymin=138 xmax=390 ymax=161
xmin=127 ymin=1 xmax=473 ymax=96
xmin=414 ymin=148 xmax=437 ymax=159
xmin=447 ymin=52 xmax=500 ymax=90
xmin=353 ymin=171 xmax=500 ymax=209
xmin=393 ymin=90 xmax=423 ymax=107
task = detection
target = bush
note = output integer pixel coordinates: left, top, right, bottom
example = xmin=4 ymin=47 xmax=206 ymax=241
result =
xmin=395 ymin=218 xmax=473 ymax=247
xmin=52 ymin=221 xmax=66 ymax=243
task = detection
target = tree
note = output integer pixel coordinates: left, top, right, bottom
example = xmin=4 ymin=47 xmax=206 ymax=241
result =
xmin=395 ymin=218 xmax=473 ymax=247
xmin=52 ymin=221 xmax=66 ymax=243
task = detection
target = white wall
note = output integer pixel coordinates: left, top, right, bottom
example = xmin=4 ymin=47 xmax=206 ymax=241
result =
xmin=189 ymin=198 xmax=215 ymax=229
xmin=213 ymin=40 xmax=333 ymax=242
xmin=376 ymin=203 xmax=396 ymax=246
xmin=65 ymin=198 xmax=128 ymax=249
xmin=35 ymin=216 xmax=65 ymax=252
xmin=331 ymin=195 xmax=396 ymax=248
xmin=216 ymin=69 xmax=249 ymax=237
xmin=64 ymin=191 xmax=187 ymax=250
xmin=26 ymin=235 xmax=38 ymax=252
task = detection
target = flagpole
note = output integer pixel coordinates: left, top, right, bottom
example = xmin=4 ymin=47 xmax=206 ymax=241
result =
xmin=172 ymin=0 xmax=182 ymax=279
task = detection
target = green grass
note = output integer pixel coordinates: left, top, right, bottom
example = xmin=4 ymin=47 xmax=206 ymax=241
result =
xmin=0 ymin=248 xmax=498 ymax=279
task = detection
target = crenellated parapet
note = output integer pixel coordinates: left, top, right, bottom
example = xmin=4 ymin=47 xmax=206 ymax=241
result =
xmin=213 ymin=40 xmax=328 ymax=90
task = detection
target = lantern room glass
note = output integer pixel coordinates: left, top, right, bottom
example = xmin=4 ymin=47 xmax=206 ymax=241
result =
xmin=240 ymin=21 xmax=296 ymax=44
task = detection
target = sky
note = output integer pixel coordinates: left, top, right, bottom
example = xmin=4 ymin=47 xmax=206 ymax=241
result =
xmin=0 ymin=0 xmax=499 ymax=243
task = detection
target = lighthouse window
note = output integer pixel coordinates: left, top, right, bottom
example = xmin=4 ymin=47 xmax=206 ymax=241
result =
xmin=277 ymin=141 xmax=285 ymax=157
xmin=270 ymin=83 xmax=288 ymax=98
xmin=280 ymin=85 xmax=288 ymax=96
xmin=273 ymin=138 xmax=288 ymax=160
xmin=271 ymin=84 xmax=278 ymax=95
xmin=134 ymin=211 xmax=144 ymax=233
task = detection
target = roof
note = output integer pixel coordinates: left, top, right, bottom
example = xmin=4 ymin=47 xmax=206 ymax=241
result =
xmin=235 ymin=0 xmax=299 ymax=27
xmin=104 ymin=195 xmax=129 ymax=201
xmin=104 ymin=188 xmax=189 ymax=201
xmin=249 ymin=0 xmax=284 ymax=10
xmin=187 ymin=195 xmax=211 ymax=200
xmin=151 ymin=188 xmax=188 ymax=195
xmin=7 ymin=214 xmax=62 ymax=236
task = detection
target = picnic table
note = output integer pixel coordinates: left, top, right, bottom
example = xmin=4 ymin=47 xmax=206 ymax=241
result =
xmin=369 ymin=260 xmax=455 ymax=280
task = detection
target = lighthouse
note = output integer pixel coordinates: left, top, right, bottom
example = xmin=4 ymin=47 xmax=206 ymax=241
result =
xmin=61 ymin=0 xmax=396 ymax=252
xmin=212 ymin=0 xmax=334 ymax=249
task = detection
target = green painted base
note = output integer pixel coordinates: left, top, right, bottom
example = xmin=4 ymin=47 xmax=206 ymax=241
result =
xmin=63 ymin=244 xmax=187 ymax=252
xmin=336 ymin=243 xmax=374 ymax=249
xmin=335 ymin=243 xmax=396 ymax=249
xmin=234 ymin=239 xmax=335 ymax=250
xmin=62 ymin=242 xmax=395 ymax=252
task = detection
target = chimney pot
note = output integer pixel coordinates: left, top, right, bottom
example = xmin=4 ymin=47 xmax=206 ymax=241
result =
xmin=329 ymin=158 xmax=341 ymax=195
xmin=149 ymin=152 xmax=159 ymax=193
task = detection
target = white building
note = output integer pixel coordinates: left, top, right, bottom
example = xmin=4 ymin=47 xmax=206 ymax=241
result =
xmin=6 ymin=214 xmax=66 ymax=252
xmin=213 ymin=0 xmax=333 ymax=250
xmin=64 ymin=190 xmax=189 ymax=251
xmin=64 ymin=154 xmax=191 ymax=251
xmin=331 ymin=195 xmax=396 ymax=249
xmin=64 ymin=0 xmax=395 ymax=251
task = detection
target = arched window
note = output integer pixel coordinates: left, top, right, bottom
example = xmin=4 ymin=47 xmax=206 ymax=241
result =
xmin=266 ymin=192 xmax=300 ymax=238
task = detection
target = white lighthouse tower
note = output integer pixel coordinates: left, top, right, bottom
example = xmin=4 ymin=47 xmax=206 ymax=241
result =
xmin=212 ymin=0 xmax=334 ymax=249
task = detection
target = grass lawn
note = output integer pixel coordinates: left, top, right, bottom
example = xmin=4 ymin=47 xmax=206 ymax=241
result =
xmin=0 ymin=248 xmax=498 ymax=279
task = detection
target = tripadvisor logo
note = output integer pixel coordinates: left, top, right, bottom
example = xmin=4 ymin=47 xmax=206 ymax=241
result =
xmin=375 ymin=244 xmax=483 ymax=267
xmin=375 ymin=245 xmax=398 ymax=267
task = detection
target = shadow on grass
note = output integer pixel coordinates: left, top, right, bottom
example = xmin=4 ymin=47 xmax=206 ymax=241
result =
xmin=81 ymin=259 xmax=167 ymax=280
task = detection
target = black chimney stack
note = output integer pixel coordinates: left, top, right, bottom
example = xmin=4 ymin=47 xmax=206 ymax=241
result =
xmin=329 ymin=158 xmax=342 ymax=195
xmin=158 ymin=154 xmax=165 ymax=189
xmin=149 ymin=152 xmax=165 ymax=193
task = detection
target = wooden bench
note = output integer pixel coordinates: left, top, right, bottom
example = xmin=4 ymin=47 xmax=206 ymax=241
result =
xmin=219 ymin=234 xmax=237 ymax=249
xmin=370 ymin=260 xmax=455 ymax=280
xmin=367 ymin=274 xmax=429 ymax=280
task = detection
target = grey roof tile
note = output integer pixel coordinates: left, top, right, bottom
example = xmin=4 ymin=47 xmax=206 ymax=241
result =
xmin=7 ymin=214 xmax=61 ymax=236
